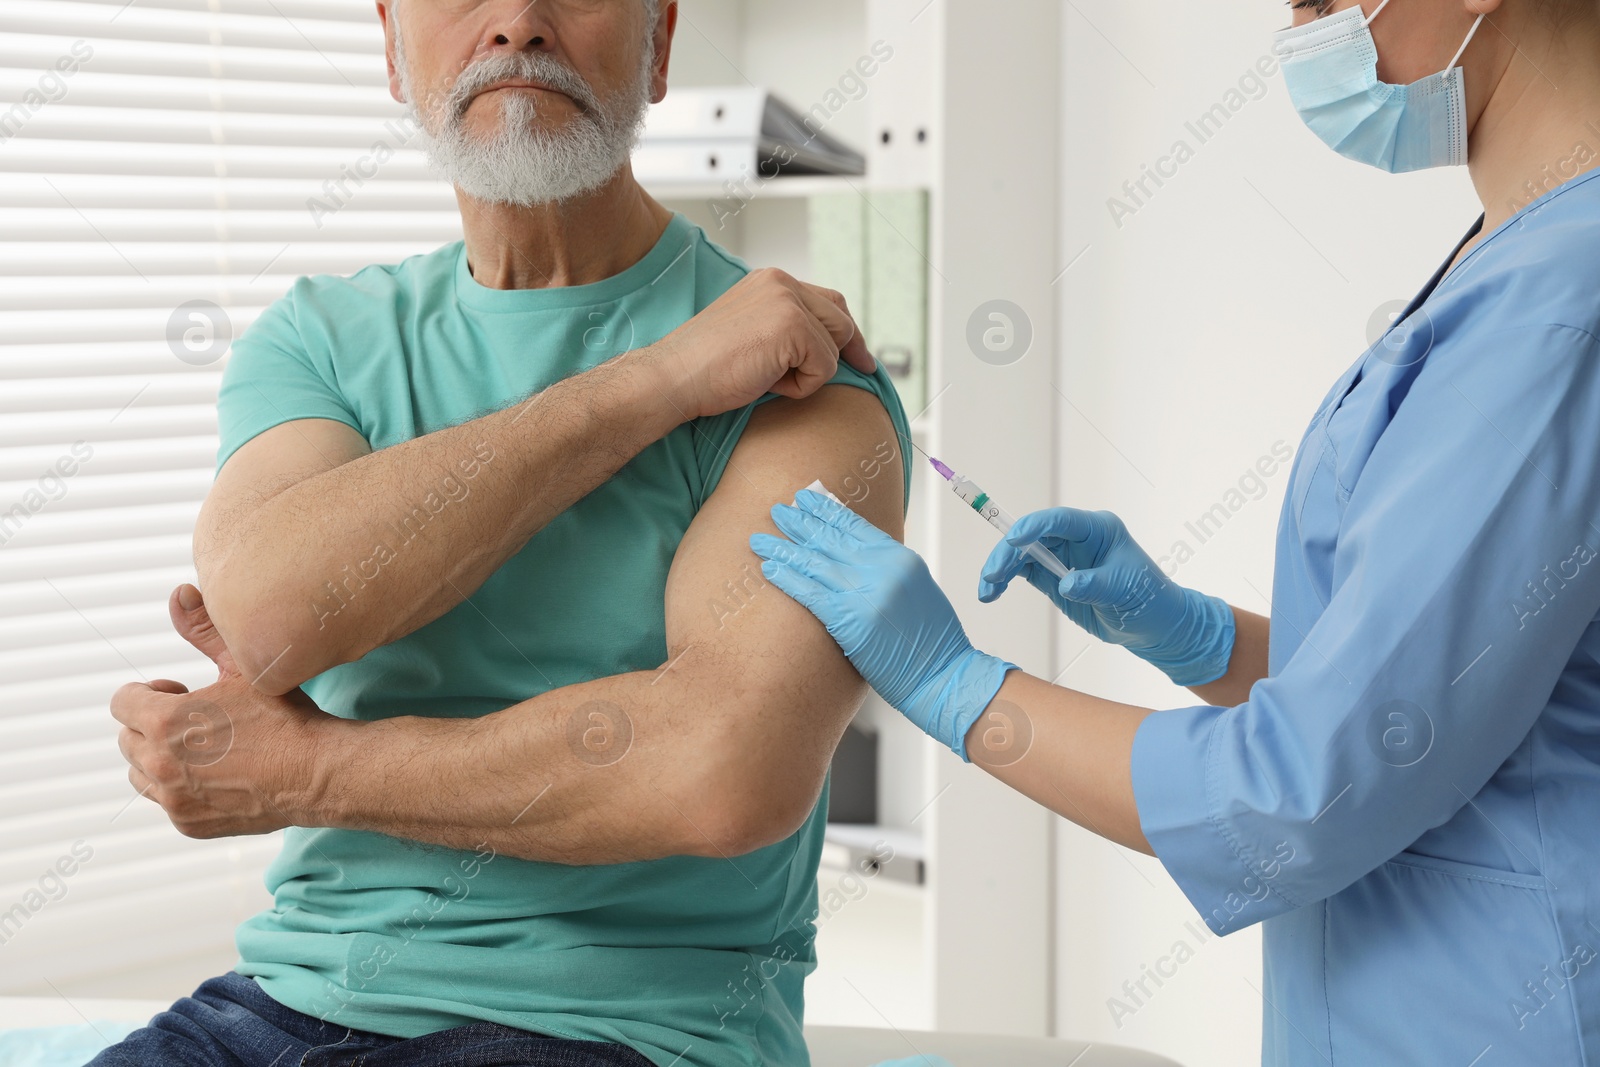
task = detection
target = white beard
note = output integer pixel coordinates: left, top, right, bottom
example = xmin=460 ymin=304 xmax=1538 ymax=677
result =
xmin=394 ymin=22 xmax=654 ymax=207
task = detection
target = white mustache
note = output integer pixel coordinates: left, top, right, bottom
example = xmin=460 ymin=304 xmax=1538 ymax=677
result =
xmin=447 ymin=52 xmax=602 ymax=126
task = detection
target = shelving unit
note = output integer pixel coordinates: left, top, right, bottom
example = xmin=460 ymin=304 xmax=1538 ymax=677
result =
xmin=652 ymin=0 xmax=1061 ymax=1039
xmin=645 ymin=175 xmax=862 ymax=203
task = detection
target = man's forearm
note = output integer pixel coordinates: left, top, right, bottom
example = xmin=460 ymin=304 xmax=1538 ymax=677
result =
xmin=209 ymin=348 xmax=687 ymax=693
xmin=293 ymin=662 xmax=805 ymax=865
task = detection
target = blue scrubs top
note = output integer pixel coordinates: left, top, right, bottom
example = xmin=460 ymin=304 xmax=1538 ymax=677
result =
xmin=1132 ymin=167 xmax=1600 ymax=1065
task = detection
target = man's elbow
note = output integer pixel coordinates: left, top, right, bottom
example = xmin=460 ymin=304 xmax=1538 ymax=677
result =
xmin=695 ymin=792 xmax=817 ymax=859
xmin=204 ymin=571 xmax=344 ymax=695
xmin=688 ymin=756 xmax=827 ymax=859
xmin=680 ymin=683 xmax=869 ymax=858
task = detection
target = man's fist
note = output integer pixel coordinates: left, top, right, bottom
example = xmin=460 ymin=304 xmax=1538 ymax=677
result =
xmin=109 ymin=584 xmax=342 ymax=839
xmin=640 ymin=267 xmax=877 ymax=421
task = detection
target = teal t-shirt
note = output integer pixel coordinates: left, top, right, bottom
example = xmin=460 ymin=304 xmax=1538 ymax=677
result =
xmin=211 ymin=211 xmax=912 ymax=1067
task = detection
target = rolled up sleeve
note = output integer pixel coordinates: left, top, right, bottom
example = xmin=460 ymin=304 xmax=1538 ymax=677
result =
xmin=1133 ymin=323 xmax=1600 ymax=935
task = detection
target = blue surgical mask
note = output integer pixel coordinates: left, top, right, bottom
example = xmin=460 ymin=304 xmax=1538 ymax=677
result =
xmin=1273 ymin=0 xmax=1486 ymax=172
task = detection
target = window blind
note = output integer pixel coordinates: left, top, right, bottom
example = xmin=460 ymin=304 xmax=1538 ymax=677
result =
xmin=0 ymin=0 xmax=462 ymax=997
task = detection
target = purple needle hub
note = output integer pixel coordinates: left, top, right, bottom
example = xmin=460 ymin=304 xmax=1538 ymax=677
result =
xmin=929 ymin=456 xmax=955 ymax=480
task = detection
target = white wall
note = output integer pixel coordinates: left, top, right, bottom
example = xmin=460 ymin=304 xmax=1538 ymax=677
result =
xmin=1051 ymin=3 xmax=1482 ymax=1065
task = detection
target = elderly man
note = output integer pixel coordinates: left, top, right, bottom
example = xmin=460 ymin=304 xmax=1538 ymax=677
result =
xmin=97 ymin=1 xmax=910 ymax=1065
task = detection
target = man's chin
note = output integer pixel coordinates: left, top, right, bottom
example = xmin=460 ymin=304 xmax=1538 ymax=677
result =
xmin=479 ymin=85 xmax=578 ymax=107
xmin=447 ymin=160 xmax=627 ymax=207
xmin=466 ymin=91 xmax=581 ymax=129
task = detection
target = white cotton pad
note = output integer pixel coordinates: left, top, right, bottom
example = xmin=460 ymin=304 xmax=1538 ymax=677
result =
xmin=802 ymin=479 xmax=843 ymax=505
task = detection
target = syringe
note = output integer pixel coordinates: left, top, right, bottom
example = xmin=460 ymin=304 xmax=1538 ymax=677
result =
xmin=927 ymin=455 xmax=1072 ymax=580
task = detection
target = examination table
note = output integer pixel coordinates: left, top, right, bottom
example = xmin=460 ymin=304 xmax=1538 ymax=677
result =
xmin=0 ymin=996 xmax=1184 ymax=1066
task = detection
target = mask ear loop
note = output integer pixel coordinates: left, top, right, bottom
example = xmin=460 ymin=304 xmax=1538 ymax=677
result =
xmin=1365 ymin=1 xmax=1486 ymax=77
xmin=1446 ymin=12 xmax=1487 ymax=70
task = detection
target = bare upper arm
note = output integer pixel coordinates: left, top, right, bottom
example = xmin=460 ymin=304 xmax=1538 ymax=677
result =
xmin=659 ymin=384 xmax=905 ymax=852
xmin=195 ymin=418 xmax=372 ymax=590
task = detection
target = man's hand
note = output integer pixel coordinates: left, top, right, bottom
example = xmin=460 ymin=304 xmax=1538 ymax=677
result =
xmin=110 ymin=584 xmax=340 ymax=838
xmin=640 ymin=267 xmax=878 ymax=421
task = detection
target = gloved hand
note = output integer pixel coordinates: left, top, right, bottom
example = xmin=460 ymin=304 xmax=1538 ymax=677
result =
xmin=751 ymin=489 xmax=1017 ymax=761
xmin=979 ymin=507 xmax=1235 ymax=687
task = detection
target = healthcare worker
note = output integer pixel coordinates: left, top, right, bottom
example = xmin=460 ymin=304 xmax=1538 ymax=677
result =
xmin=751 ymin=0 xmax=1600 ymax=1063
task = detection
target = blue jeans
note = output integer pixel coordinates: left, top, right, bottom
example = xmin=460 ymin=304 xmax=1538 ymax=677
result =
xmin=85 ymin=971 xmax=657 ymax=1067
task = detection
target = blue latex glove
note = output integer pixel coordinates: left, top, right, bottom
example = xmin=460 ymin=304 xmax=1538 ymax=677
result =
xmin=750 ymin=489 xmax=1017 ymax=760
xmin=979 ymin=507 xmax=1235 ymax=687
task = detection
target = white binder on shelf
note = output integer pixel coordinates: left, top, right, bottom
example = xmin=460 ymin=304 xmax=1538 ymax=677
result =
xmin=635 ymin=86 xmax=866 ymax=186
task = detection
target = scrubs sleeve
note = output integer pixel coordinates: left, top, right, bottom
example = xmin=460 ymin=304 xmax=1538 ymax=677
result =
xmin=1132 ymin=323 xmax=1600 ymax=935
